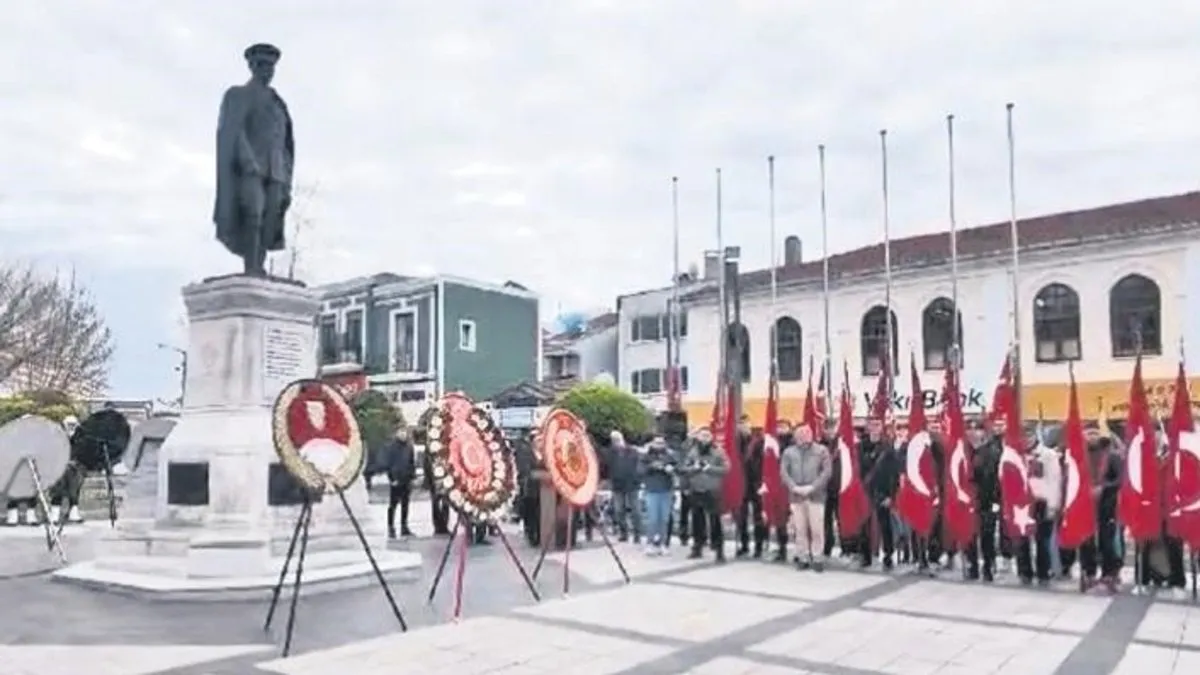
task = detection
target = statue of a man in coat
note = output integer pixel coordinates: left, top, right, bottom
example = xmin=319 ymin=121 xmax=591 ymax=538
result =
xmin=212 ymin=43 xmax=294 ymax=276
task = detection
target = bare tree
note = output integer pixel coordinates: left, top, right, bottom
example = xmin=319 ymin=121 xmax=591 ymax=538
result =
xmin=0 ymin=266 xmax=115 ymax=397
xmin=267 ymin=181 xmax=319 ymax=281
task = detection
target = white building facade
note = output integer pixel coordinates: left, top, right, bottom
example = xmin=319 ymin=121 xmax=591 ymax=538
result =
xmin=679 ymin=191 xmax=1200 ymax=423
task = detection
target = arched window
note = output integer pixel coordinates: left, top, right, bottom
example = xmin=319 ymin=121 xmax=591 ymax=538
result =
xmin=860 ymin=305 xmax=899 ymax=376
xmin=770 ymin=316 xmax=803 ymax=381
xmin=1110 ymin=274 xmax=1162 ymax=357
xmin=1033 ymin=283 xmax=1081 ymax=363
xmin=727 ymin=322 xmax=751 ymax=382
xmin=921 ymin=297 xmax=964 ymax=371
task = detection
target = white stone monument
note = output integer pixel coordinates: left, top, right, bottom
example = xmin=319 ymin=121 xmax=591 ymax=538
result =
xmin=54 ymin=276 xmax=421 ymax=600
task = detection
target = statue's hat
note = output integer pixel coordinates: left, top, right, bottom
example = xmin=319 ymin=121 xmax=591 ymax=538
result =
xmin=244 ymin=43 xmax=282 ymax=62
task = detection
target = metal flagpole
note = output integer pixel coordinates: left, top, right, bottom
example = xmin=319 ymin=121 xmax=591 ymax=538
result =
xmin=1006 ymin=103 xmax=1023 ymax=423
xmin=819 ymin=145 xmax=832 ymax=387
xmin=668 ymin=177 xmax=682 ymax=411
xmin=947 ymin=115 xmax=960 ymax=366
xmin=769 ymin=157 xmax=779 ymax=367
xmin=717 ymin=168 xmax=728 ymax=398
xmin=880 ymin=130 xmax=895 ymax=378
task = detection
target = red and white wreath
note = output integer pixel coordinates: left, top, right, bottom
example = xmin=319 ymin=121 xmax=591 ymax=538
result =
xmin=426 ymin=392 xmax=514 ymax=520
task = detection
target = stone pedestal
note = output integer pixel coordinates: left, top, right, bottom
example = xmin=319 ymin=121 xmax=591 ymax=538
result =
xmin=54 ymin=276 xmax=420 ymax=600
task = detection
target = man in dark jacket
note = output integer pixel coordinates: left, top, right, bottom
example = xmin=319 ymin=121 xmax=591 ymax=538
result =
xmin=681 ymin=428 xmax=729 ymax=562
xmin=1082 ymin=428 xmax=1123 ymax=590
xmin=964 ymin=423 xmax=1001 ymax=581
xmin=383 ymin=426 xmax=416 ymax=539
xmin=734 ymin=416 xmax=767 ymax=558
xmin=606 ymin=431 xmax=642 ymax=543
xmin=858 ymin=419 xmax=899 ymax=569
xmin=515 ymin=431 xmax=540 ymax=546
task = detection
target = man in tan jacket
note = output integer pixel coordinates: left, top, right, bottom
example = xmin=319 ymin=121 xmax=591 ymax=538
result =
xmin=780 ymin=424 xmax=833 ymax=570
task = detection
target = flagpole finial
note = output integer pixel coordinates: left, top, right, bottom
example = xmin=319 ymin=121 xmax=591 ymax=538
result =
xmin=768 ymin=155 xmax=775 ymax=163
xmin=880 ymin=128 xmax=887 ymax=138
xmin=671 ymin=175 xmax=678 ymax=183
xmin=1006 ymin=102 xmax=1015 ymax=111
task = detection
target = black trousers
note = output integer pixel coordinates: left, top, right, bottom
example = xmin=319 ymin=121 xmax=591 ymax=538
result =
xmin=823 ymin=491 xmax=838 ymax=556
xmin=520 ymin=490 xmax=540 ymax=546
xmin=1016 ymin=501 xmax=1055 ymax=581
xmin=860 ymin=505 xmax=895 ymax=565
xmin=964 ymin=506 xmax=999 ymax=575
xmin=430 ymin=493 xmax=451 ymax=534
xmin=736 ymin=492 xmax=767 ymax=554
xmin=387 ymin=482 xmax=411 ymax=533
xmin=1079 ymin=507 xmax=1121 ymax=579
xmin=688 ymin=492 xmax=723 ymax=555
xmin=1139 ymin=536 xmax=1187 ymax=587
xmin=676 ymin=493 xmax=693 ymax=544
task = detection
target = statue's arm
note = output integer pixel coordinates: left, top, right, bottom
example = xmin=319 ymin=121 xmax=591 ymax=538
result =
xmin=216 ymin=88 xmax=258 ymax=176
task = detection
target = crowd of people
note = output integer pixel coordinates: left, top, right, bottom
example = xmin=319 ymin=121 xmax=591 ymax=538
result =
xmin=567 ymin=414 xmax=1193 ymax=594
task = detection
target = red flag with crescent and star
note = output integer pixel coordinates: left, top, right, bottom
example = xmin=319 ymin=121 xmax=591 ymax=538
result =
xmin=1059 ymin=364 xmax=1098 ymax=549
xmin=995 ymin=350 xmax=1033 ymax=537
xmin=940 ymin=358 xmax=977 ymax=551
xmin=760 ymin=365 xmax=787 ymax=526
xmin=1166 ymin=357 xmax=1200 ymax=546
xmin=837 ymin=363 xmax=870 ymax=534
xmin=894 ymin=352 xmax=936 ymax=537
xmin=1119 ymin=353 xmax=1163 ymax=542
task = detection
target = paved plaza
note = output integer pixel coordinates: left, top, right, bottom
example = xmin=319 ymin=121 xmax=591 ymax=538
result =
xmin=2 ymin=501 xmax=1198 ymax=674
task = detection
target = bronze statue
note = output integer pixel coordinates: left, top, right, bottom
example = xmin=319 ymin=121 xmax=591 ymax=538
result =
xmin=213 ymin=43 xmax=294 ymax=275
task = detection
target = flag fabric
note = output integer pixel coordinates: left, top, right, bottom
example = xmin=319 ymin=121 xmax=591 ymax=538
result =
xmin=836 ymin=372 xmax=871 ymax=535
xmin=986 ymin=349 xmax=1013 ymax=432
xmin=719 ymin=381 xmax=745 ymax=514
xmin=760 ymin=367 xmax=787 ymax=527
xmin=815 ymin=361 xmax=829 ymax=430
xmin=1118 ymin=354 xmax=1163 ymax=542
xmin=665 ymin=365 xmax=683 ymax=413
xmin=802 ymin=355 xmax=819 ymax=437
xmin=1165 ymin=359 xmax=1200 ymax=545
xmin=996 ymin=351 xmax=1033 ymax=538
xmin=869 ymin=351 xmax=892 ymax=424
xmin=894 ymin=352 xmax=936 ymax=536
xmin=1059 ymin=364 xmax=1097 ymax=549
xmin=940 ymin=360 xmax=977 ymax=550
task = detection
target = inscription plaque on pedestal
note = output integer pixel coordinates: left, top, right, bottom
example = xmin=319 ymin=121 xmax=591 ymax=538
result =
xmin=268 ymin=462 xmax=320 ymax=506
xmin=166 ymin=462 xmax=210 ymax=506
xmin=263 ymin=325 xmax=309 ymax=403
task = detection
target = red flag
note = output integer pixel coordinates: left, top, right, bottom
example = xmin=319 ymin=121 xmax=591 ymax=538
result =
xmin=995 ymin=351 xmax=1034 ymax=537
xmin=894 ymin=352 xmax=936 ymax=536
xmin=940 ymin=361 xmax=977 ymax=550
xmin=1059 ymin=364 xmax=1097 ymax=549
xmin=987 ymin=349 xmax=1013 ymax=431
xmin=665 ymin=365 xmax=683 ymax=413
xmin=1118 ymin=354 xmax=1163 ymax=542
xmin=760 ymin=367 xmax=787 ymax=527
xmin=1166 ymin=359 xmax=1200 ymax=545
xmin=836 ymin=372 xmax=871 ymax=534
xmin=802 ymin=355 xmax=819 ymax=437
xmin=869 ymin=351 xmax=892 ymax=423
xmin=719 ymin=382 xmax=745 ymax=514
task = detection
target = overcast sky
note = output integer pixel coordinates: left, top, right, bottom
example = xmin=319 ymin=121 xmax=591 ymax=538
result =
xmin=3 ymin=1 xmax=1199 ymax=400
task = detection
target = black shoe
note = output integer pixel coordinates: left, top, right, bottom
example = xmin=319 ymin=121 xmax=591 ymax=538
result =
xmin=1019 ymin=576 xmax=1034 ymax=586
xmin=794 ymin=557 xmax=810 ymax=570
xmin=618 ymin=534 xmax=629 ymax=543
xmin=812 ymin=559 xmax=826 ymax=573
xmin=687 ymin=549 xmax=703 ymax=560
xmin=883 ymin=558 xmax=894 ymax=571
xmin=387 ymin=528 xmax=397 ymax=540
xmin=966 ymin=568 xmax=980 ymax=581
xmin=735 ymin=547 xmax=749 ymax=558
xmin=772 ymin=551 xmax=786 ymax=563
xmin=400 ymin=527 xmax=414 ymax=537
xmin=982 ymin=569 xmax=994 ymax=583
xmin=859 ymin=558 xmax=872 ymax=569
xmin=715 ymin=552 xmax=727 ymax=564
xmin=752 ymin=548 xmax=764 ymax=559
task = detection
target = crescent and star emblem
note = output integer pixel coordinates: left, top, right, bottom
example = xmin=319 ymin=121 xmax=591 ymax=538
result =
xmin=1173 ymin=430 xmax=1200 ymax=515
xmin=1127 ymin=429 xmax=1146 ymax=497
xmin=905 ymin=431 xmax=932 ymax=496
xmin=838 ymin=439 xmax=853 ymax=493
xmin=999 ymin=443 xmax=1034 ymax=532
xmin=949 ymin=440 xmax=971 ymax=504
xmin=1064 ymin=451 xmax=1081 ymax=512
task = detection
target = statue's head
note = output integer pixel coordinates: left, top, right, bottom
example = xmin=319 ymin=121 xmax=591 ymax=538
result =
xmin=244 ymin=43 xmax=281 ymax=85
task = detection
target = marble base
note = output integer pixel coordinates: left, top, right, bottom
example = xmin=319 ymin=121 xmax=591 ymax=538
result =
xmin=52 ymin=548 xmax=422 ymax=602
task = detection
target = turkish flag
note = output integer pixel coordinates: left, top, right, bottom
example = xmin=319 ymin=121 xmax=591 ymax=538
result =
xmin=1058 ymin=365 xmax=1098 ymax=549
xmin=1165 ymin=360 xmax=1200 ymax=545
xmin=1119 ymin=354 xmax=1163 ymax=542
xmin=940 ymin=361 xmax=977 ymax=551
xmin=894 ymin=353 xmax=937 ymax=537
xmin=836 ymin=375 xmax=871 ymax=534
xmin=719 ymin=382 xmax=745 ymax=514
xmin=760 ymin=370 xmax=787 ymax=527
xmin=995 ymin=352 xmax=1033 ymax=537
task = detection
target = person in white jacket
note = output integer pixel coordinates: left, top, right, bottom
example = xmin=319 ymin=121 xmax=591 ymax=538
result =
xmin=1016 ymin=441 xmax=1062 ymax=585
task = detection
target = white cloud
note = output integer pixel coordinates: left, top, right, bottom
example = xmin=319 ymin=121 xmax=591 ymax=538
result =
xmin=3 ymin=0 xmax=1200 ymax=396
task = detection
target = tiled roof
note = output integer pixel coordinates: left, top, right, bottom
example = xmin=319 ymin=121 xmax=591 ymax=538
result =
xmin=685 ymin=191 xmax=1200 ymax=302
xmin=543 ymin=312 xmax=619 ymax=347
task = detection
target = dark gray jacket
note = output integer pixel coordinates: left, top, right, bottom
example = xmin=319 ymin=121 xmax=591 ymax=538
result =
xmin=606 ymin=444 xmax=642 ymax=492
xmin=681 ymin=442 xmax=729 ymax=495
xmin=639 ymin=446 xmax=677 ymax=493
